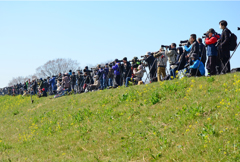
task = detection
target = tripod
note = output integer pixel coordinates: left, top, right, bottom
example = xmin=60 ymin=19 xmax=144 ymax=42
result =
xmin=220 ymin=42 xmax=240 ymax=74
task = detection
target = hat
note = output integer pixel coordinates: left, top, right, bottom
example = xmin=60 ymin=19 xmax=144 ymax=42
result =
xmin=42 ymin=88 xmax=45 ymax=91
xmin=115 ymin=59 xmax=119 ymax=62
xmin=190 ymin=53 xmax=199 ymax=60
xmin=85 ymin=66 xmax=88 ymax=69
xmin=97 ymin=64 xmax=101 ymax=68
xmin=146 ymin=52 xmax=151 ymax=56
xmin=105 ymin=63 xmax=108 ymax=66
xmin=123 ymin=57 xmax=127 ymax=61
xmin=208 ymin=28 xmax=215 ymax=34
xmin=133 ymin=57 xmax=138 ymax=60
xmin=69 ymin=70 xmax=72 ymax=72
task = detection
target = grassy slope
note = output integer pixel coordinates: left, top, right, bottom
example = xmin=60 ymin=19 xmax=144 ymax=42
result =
xmin=1 ymin=73 xmax=240 ymax=161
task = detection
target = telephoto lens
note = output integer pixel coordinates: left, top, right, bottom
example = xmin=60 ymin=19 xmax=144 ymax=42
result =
xmin=180 ymin=40 xmax=188 ymax=44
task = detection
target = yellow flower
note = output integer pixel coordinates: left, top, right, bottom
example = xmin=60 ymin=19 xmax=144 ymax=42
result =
xmin=191 ymin=79 xmax=195 ymax=83
xmin=204 ymin=144 xmax=207 ymax=148
xmin=189 ymin=125 xmax=192 ymax=128
xmin=207 ymin=118 xmax=210 ymax=120
xmin=0 ymin=140 xmax=2 ymax=143
xmin=224 ymin=152 xmax=227 ymax=155
xmin=62 ymin=153 xmax=66 ymax=155
xmin=176 ymin=70 xmax=179 ymax=73
xmin=186 ymin=129 xmax=190 ymax=132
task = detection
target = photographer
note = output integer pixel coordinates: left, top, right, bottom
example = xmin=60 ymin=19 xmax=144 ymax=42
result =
xmin=205 ymin=28 xmax=218 ymax=75
xmin=188 ymin=53 xmax=205 ymax=76
xmin=122 ymin=57 xmax=132 ymax=85
xmin=125 ymin=65 xmax=146 ymax=87
xmin=144 ymin=52 xmax=157 ymax=81
xmin=103 ymin=63 xmax=109 ymax=88
xmin=153 ymin=48 xmax=167 ymax=81
xmin=185 ymin=34 xmax=199 ymax=62
xmin=165 ymin=43 xmax=178 ymax=69
xmin=198 ymin=38 xmax=207 ymax=67
xmin=49 ymin=76 xmax=57 ymax=94
xmin=62 ymin=73 xmax=70 ymax=90
xmin=97 ymin=65 xmax=105 ymax=90
xmin=170 ymin=47 xmax=186 ymax=79
xmin=131 ymin=57 xmax=141 ymax=69
xmin=70 ymin=71 xmax=76 ymax=92
xmin=89 ymin=75 xmax=100 ymax=91
xmin=108 ymin=64 xmax=114 ymax=87
xmin=112 ymin=59 xmax=121 ymax=87
xmin=76 ymin=70 xmax=84 ymax=93
xmin=218 ymin=20 xmax=231 ymax=73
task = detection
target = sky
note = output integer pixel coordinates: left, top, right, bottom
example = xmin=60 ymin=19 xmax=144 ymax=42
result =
xmin=0 ymin=1 xmax=240 ymax=88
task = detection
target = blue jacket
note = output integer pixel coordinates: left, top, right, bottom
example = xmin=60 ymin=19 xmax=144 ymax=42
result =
xmin=190 ymin=60 xmax=205 ymax=76
xmin=184 ymin=45 xmax=192 ymax=52
xmin=112 ymin=63 xmax=120 ymax=76
xmin=205 ymin=36 xmax=218 ymax=57
xmin=49 ymin=77 xmax=56 ymax=90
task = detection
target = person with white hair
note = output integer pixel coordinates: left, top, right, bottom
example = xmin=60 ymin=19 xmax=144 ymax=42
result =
xmin=125 ymin=65 xmax=146 ymax=87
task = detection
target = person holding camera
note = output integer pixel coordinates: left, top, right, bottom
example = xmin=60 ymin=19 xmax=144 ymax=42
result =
xmin=108 ymin=64 xmax=114 ymax=87
xmin=121 ymin=57 xmax=132 ymax=85
xmin=188 ymin=53 xmax=205 ymax=76
xmin=144 ymin=52 xmax=156 ymax=81
xmin=218 ymin=20 xmax=231 ymax=73
xmin=62 ymin=73 xmax=70 ymax=90
xmin=70 ymin=71 xmax=76 ymax=92
xmin=165 ymin=43 xmax=178 ymax=68
xmin=153 ymin=48 xmax=167 ymax=81
xmin=125 ymin=65 xmax=146 ymax=87
xmin=76 ymin=70 xmax=84 ymax=93
xmin=112 ymin=59 xmax=121 ymax=87
xmin=185 ymin=34 xmax=199 ymax=62
xmin=170 ymin=47 xmax=186 ymax=79
xmin=205 ymin=28 xmax=218 ymax=76
xmin=103 ymin=63 xmax=109 ymax=88
xmin=49 ymin=75 xmax=57 ymax=94
xmin=198 ymin=38 xmax=207 ymax=67
xmin=97 ymin=65 xmax=105 ymax=90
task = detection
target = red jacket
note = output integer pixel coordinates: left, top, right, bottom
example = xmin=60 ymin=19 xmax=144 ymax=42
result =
xmin=205 ymin=36 xmax=218 ymax=45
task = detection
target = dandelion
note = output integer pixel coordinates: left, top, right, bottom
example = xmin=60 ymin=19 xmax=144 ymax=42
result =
xmin=224 ymin=152 xmax=227 ymax=155
xmin=235 ymin=114 xmax=238 ymax=116
xmin=207 ymin=118 xmax=210 ymax=120
xmin=0 ymin=140 xmax=2 ymax=143
xmin=62 ymin=153 xmax=66 ymax=155
xmin=189 ymin=125 xmax=192 ymax=128
xmin=186 ymin=129 xmax=190 ymax=132
xmin=191 ymin=79 xmax=195 ymax=83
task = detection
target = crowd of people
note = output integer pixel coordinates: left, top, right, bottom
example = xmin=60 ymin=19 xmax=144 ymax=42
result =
xmin=0 ymin=20 xmax=238 ymax=98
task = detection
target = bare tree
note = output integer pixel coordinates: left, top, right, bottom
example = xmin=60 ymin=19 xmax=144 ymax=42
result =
xmin=35 ymin=58 xmax=81 ymax=78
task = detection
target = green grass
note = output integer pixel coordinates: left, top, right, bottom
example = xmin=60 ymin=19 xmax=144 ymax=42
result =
xmin=1 ymin=73 xmax=240 ymax=161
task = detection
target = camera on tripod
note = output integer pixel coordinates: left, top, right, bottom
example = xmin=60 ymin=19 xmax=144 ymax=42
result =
xmin=179 ymin=40 xmax=189 ymax=46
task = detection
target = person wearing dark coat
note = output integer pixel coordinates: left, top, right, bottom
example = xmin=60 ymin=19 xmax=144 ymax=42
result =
xmin=121 ymin=57 xmax=132 ymax=85
xmin=186 ymin=34 xmax=199 ymax=64
xmin=145 ymin=52 xmax=157 ymax=81
xmin=218 ymin=20 xmax=231 ymax=73
xmin=170 ymin=47 xmax=186 ymax=79
xmin=70 ymin=72 xmax=76 ymax=91
xmin=76 ymin=70 xmax=84 ymax=93
xmin=198 ymin=38 xmax=207 ymax=67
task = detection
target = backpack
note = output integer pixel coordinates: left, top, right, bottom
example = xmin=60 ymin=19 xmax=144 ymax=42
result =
xmin=229 ymin=31 xmax=237 ymax=51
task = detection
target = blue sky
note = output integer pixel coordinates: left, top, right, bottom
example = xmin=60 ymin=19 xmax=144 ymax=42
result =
xmin=0 ymin=1 xmax=240 ymax=87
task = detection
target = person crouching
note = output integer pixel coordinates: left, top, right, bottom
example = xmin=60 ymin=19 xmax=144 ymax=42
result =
xmin=189 ymin=53 xmax=205 ymax=77
xmin=125 ymin=65 xmax=146 ymax=87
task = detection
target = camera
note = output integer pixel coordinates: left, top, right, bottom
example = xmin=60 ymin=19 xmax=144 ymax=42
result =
xmin=238 ymin=27 xmax=240 ymax=31
xmin=180 ymin=40 xmax=188 ymax=44
xmin=83 ymin=69 xmax=92 ymax=73
xmin=161 ymin=45 xmax=170 ymax=48
xmin=215 ymin=39 xmax=221 ymax=47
